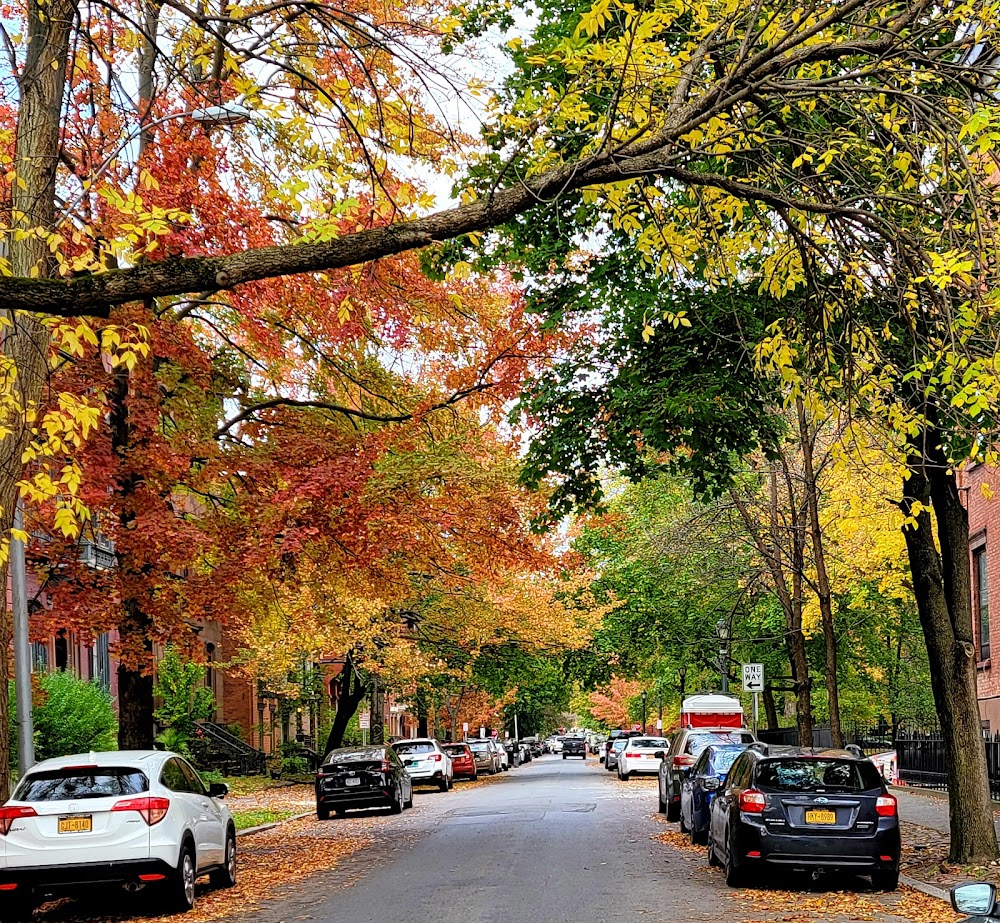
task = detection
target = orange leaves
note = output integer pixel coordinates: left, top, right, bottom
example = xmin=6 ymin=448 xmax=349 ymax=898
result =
xmin=588 ymin=676 xmax=643 ymax=726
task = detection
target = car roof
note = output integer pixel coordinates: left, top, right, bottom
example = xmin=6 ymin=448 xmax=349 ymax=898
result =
xmin=26 ymin=750 xmax=170 ymax=772
xmin=392 ymin=738 xmax=438 ymax=745
xmin=751 ymin=746 xmax=867 ymax=760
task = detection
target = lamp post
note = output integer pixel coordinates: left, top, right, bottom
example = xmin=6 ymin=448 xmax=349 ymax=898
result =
xmin=678 ymin=665 xmax=687 ymax=703
xmin=641 ymin=690 xmax=647 ymax=734
xmin=717 ymin=618 xmax=731 ymax=693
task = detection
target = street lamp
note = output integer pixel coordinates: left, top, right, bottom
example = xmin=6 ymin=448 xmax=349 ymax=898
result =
xmin=641 ymin=690 xmax=647 ymax=734
xmin=678 ymin=665 xmax=687 ymax=703
xmin=717 ymin=618 xmax=731 ymax=693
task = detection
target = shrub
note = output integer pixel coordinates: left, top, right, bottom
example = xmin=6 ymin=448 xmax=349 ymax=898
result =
xmin=9 ymin=672 xmax=117 ymax=762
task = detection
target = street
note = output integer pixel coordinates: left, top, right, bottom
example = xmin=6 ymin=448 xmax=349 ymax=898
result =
xmin=215 ymin=756 xmax=950 ymax=923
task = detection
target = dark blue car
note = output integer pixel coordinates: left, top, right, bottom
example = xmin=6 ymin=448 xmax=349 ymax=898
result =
xmin=679 ymin=744 xmax=747 ymax=845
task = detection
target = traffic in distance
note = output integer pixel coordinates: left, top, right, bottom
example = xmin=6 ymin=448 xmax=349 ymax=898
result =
xmin=3 ymin=696 xmax=988 ymax=922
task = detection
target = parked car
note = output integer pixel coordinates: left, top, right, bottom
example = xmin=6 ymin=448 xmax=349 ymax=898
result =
xmin=549 ymin=736 xmax=564 ymax=754
xmin=518 ymin=741 xmax=533 ymax=763
xmin=617 ymin=736 xmax=670 ymax=779
xmin=316 ymin=745 xmax=413 ymax=818
xmin=707 ymin=746 xmax=900 ymax=890
xmin=391 ymin=738 xmax=454 ymax=792
xmin=661 ymin=727 xmax=757 ymax=820
xmin=489 ymin=739 xmax=510 ymax=771
xmin=0 ymin=750 xmax=235 ymax=922
xmin=562 ymin=736 xmax=587 ymax=759
xmin=466 ymin=740 xmax=499 ymax=775
xmin=677 ymin=743 xmax=748 ymax=843
xmin=442 ymin=743 xmax=478 ymax=781
xmin=502 ymin=740 xmax=520 ymax=768
xmin=606 ymin=737 xmax=629 ymax=773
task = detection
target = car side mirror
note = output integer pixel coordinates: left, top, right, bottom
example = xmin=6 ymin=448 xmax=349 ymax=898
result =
xmin=654 ymin=750 xmax=665 ymax=760
xmin=209 ymin=782 xmax=229 ymax=799
xmin=952 ymin=883 xmax=997 ymax=916
xmin=702 ymin=777 xmax=721 ymax=791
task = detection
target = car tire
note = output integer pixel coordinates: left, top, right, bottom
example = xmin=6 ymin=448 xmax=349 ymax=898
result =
xmin=724 ymin=832 xmax=745 ymax=888
xmin=562 ymin=754 xmax=567 ymax=760
xmin=470 ymin=771 xmax=478 ymax=782
xmin=334 ymin=808 xmax=346 ymax=817
xmin=708 ymin=834 xmax=721 ymax=868
xmin=390 ymin=784 xmax=404 ymax=814
xmin=871 ymin=870 xmax=899 ymax=892
xmin=210 ymin=828 xmax=237 ymax=889
xmin=692 ymin=824 xmax=708 ymax=846
xmin=666 ymin=793 xmax=680 ymax=822
xmin=317 ymin=804 xmax=331 ymax=821
xmin=658 ymin=789 xmax=667 ymax=814
xmin=169 ymin=842 xmax=197 ymax=913
xmin=0 ymin=891 xmax=34 ymax=923
xmin=679 ymin=810 xmax=688 ymax=834
xmin=405 ymin=785 xmax=414 ymax=809
xmin=621 ymin=770 xmax=630 ymax=780
xmin=438 ymin=776 xmax=449 ymax=793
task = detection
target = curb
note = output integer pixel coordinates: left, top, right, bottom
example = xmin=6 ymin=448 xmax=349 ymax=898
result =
xmin=900 ymin=872 xmax=950 ymax=903
xmin=236 ymin=811 xmax=312 ymax=837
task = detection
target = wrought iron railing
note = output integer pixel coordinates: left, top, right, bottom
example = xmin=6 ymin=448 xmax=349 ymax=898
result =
xmin=192 ymin=722 xmax=267 ymax=776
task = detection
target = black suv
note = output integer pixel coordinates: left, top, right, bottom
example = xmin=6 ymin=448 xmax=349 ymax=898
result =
xmin=562 ymin=737 xmax=587 ymax=759
xmin=706 ymin=746 xmax=900 ymax=891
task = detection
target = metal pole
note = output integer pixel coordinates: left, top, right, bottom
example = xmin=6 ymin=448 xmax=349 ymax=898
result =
xmin=753 ymin=692 xmax=759 ymax=735
xmin=13 ymin=497 xmax=35 ymax=774
xmin=514 ymin=712 xmax=519 ymax=741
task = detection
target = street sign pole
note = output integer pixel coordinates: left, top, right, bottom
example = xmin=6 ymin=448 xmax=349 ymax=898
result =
xmin=742 ymin=664 xmax=764 ymax=734
xmin=753 ymin=692 xmax=759 ymax=734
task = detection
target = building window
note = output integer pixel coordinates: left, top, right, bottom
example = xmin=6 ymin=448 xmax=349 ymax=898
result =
xmin=92 ymin=633 xmax=111 ymax=692
xmin=976 ymin=546 xmax=990 ymax=661
xmin=54 ymin=630 xmax=68 ymax=672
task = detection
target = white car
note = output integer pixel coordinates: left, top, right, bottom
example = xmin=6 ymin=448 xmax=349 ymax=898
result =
xmin=0 ymin=750 xmax=235 ymax=922
xmin=617 ymin=736 xmax=671 ymax=779
xmin=548 ymin=736 xmax=564 ymax=753
xmin=489 ymin=740 xmax=509 ymax=771
xmin=391 ymin=739 xmax=454 ymax=791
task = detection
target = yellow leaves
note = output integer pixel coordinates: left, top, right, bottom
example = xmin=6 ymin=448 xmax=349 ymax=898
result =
xmin=575 ymin=0 xmax=613 ymax=38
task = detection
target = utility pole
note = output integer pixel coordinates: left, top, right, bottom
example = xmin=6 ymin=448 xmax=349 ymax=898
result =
xmin=717 ymin=618 xmax=731 ymax=694
xmin=12 ymin=498 xmax=35 ymax=774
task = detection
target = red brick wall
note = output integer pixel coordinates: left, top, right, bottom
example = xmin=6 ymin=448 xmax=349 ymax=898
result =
xmin=962 ymin=464 xmax=1000 ymax=729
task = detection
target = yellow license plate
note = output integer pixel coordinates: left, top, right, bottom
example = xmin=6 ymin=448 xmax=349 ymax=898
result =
xmin=58 ymin=815 xmax=92 ymax=834
xmin=805 ymin=809 xmax=836 ymax=825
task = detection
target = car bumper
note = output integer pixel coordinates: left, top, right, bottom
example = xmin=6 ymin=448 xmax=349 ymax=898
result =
xmin=404 ymin=767 xmax=446 ymax=781
xmin=737 ymin=822 xmax=901 ymax=870
xmin=0 ymin=858 xmax=176 ymax=893
xmin=317 ymin=786 xmax=394 ymax=808
xmin=623 ymin=762 xmax=658 ymax=773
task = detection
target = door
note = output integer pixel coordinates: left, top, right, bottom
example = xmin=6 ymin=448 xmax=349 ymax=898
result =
xmin=180 ymin=760 xmax=226 ymax=866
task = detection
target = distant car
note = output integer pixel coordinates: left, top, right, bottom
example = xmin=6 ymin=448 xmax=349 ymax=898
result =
xmin=518 ymin=741 xmax=533 ymax=763
xmin=606 ymin=737 xmax=628 ymax=773
xmin=502 ymin=740 xmax=520 ymax=768
xmin=489 ymin=739 xmax=510 ymax=771
xmin=598 ymin=738 xmax=610 ymax=763
xmin=442 ymin=743 xmax=478 ymax=781
xmin=562 ymin=737 xmax=587 ymax=759
xmin=678 ymin=744 xmax=747 ymax=843
xmin=316 ymin=745 xmax=413 ymax=818
xmin=617 ymin=736 xmax=670 ymax=779
xmin=707 ymin=746 xmax=900 ymax=890
xmin=661 ymin=727 xmax=757 ymax=821
xmin=549 ymin=737 xmax=564 ymax=754
xmin=392 ymin=738 xmax=453 ymax=792
xmin=0 ymin=750 xmax=235 ymax=921
xmin=466 ymin=740 xmax=499 ymax=775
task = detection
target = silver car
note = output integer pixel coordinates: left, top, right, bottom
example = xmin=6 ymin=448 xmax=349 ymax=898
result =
xmin=606 ymin=737 xmax=628 ymax=772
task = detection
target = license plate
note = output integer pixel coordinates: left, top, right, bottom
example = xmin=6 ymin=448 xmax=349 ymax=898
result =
xmin=805 ymin=809 xmax=837 ymax=825
xmin=405 ymin=760 xmax=416 ymax=767
xmin=58 ymin=815 xmax=92 ymax=834
xmin=345 ymin=777 xmax=361 ymax=787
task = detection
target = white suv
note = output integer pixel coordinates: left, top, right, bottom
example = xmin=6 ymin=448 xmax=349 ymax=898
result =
xmin=391 ymin=739 xmax=453 ymax=791
xmin=0 ymin=750 xmax=235 ymax=922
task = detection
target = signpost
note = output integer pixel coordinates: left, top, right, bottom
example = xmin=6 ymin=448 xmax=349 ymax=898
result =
xmin=359 ymin=711 xmax=371 ymax=746
xmin=742 ymin=664 xmax=764 ymax=733
xmin=462 ymin=722 xmax=469 ymax=738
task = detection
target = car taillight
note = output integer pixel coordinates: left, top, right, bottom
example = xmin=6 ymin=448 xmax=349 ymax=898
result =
xmin=672 ymin=755 xmax=694 ymax=770
xmin=875 ymin=795 xmax=897 ymax=817
xmin=381 ymin=760 xmax=391 ymax=772
xmin=626 ymin=753 xmax=639 ymax=759
xmin=112 ymin=796 xmax=170 ymax=825
xmin=0 ymin=806 xmax=37 ymax=835
xmin=739 ymin=789 xmax=766 ymax=813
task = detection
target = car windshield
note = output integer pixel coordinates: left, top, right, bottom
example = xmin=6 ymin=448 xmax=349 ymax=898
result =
xmin=710 ymin=748 xmax=745 ymax=774
xmin=468 ymin=743 xmax=491 ymax=753
xmin=393 ymin=742 xmax=435 ymax=755
xmin=324 ymin=748 xmax=384 ymax=765
xmin=630 ymin=738 xmax=669 ymax=748
xmin=687 ymin=732 xmax=747 ymax=756
xmin=756 ymin=759 xmax=882 ymax=793
xmin=15 ymin=768 xmax=148 ymax=801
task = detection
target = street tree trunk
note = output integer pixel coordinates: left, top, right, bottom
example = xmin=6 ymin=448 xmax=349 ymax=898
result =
xmin=323 ymin=658 xmax=366 ymax=754
xmin=762 ymin=684 xmax=779 ymax=731
xmin=901 ymin=434 xmax=998 ymax=862
xmin=0 ymin=0 xmax=75 ymax=799
xmin=797 ymin=399 xmax=842 ymax=747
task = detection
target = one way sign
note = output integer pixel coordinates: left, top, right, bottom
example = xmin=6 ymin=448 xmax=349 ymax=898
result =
xmin=742 ymin=663 xmax=764 ymax=693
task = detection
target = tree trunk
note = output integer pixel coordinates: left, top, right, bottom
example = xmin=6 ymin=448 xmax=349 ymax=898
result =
xmin=323 ymin=660 xmax=366 ymax=753
xmin=117 ymin=603 xmax=155 ymax=749
xmin=797 ymin=399 xmax=842 ymax=747
xmin=901 ymin=442 xmax=998 ymax=862
xmin=0 ymin=0 xmax=76 ymax=799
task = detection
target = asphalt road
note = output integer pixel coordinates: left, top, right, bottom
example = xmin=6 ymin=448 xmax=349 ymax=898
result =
xmin=227 ymin=755 xmax=940 ymax=923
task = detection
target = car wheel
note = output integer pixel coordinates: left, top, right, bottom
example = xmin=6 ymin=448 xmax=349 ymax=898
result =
xmin=562 ymin=753 xmax=567 ymax=760
xmin=692 ymin=823 xmax=707 ymax=846
xmin=679 ymin=810 xmax=688 ymax=834
xmin=871 ymin=870 xmax=899 ymax=892
xmin=666 ymin=792 xmax=680 ymax=822
xmin=658 ymin=788 xmax=667 ymax=814
xmin=316 ymin=803 xmax=331 ymax=821
xmin=0 ymin=890 xmax=34 ymax=923
xmin=724 ymin=831 xmax=745 ymax=888
xmin=470 ymin=771 xmax=478 ymax=782
xmin=707 ymin=833 xmax=721 ymax=868
xmin=621 ymin=770 xmax=630 ymax=781
xmin=390 ymin=784 xmax=404 ymax=814
xmin=169 ymin=843 xmax=197 ymax=913
xmin=438 ymin=776 xmax=449 ymax=792
xmin=405 ymin=784 xmax=414 ymax=809
xmin=210 ymin=828 xmax=237 ymax=889
xmin=334 ymin=808 xmax=346 ymax=817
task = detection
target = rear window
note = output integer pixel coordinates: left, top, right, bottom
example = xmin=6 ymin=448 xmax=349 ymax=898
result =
xmin=756 ymin=759 xmax=882 ymax=793
xmin=712 ymin=749 xmax=745 ymax=774
xmin=324 ymin=748 xmax=385 ymax=765
xmin=630 ymin=738 xmax=669 ymax=748
xmin=15 ymin=768 xmax=148 ymax=801
xmin=686 ymin=732 xmax=750 ymax=756
xmin=443 ymin=745 xmax=469 ymax=756
xmin=469 ymin=743 xmax=491 ymax=753
xmin=393 ymin=742 xmax=435 ymax=755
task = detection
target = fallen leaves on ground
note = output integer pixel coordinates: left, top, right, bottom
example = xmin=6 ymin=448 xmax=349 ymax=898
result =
xmin=224 ymin=782 xmax=314 ymax=816
xmin=899 ymin=820 xmax=1000 ymax=891
xmin=651 ymin=828 xmax=705 ymax=856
